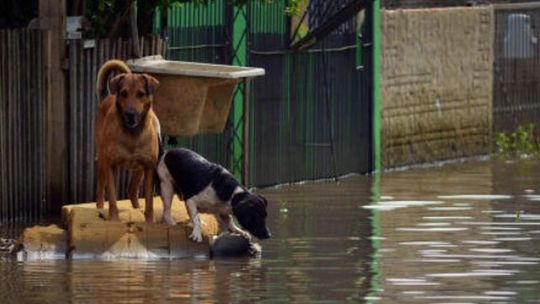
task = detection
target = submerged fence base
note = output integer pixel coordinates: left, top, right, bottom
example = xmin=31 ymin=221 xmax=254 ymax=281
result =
xmin=17 ymin=198 xmax=223 ymax=260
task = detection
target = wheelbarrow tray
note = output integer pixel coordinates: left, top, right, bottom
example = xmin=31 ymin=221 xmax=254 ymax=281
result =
xmin=128 ymin=56 xmax=265 ymax=137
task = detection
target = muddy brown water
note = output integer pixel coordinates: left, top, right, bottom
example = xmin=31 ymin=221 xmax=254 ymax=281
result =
xmin=2 ymin=158 xmax=540 ymax=303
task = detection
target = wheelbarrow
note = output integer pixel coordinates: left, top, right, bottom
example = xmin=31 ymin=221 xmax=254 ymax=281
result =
xmin=127 ymin=55 xmax=265 ymax=137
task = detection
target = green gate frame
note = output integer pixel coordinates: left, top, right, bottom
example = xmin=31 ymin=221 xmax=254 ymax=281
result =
xmin=231 ymin=5 xmax=248 ymax=183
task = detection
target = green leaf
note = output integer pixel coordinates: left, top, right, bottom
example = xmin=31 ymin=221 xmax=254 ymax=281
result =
xmin=98 ymin=0 xmax=105 ymax=11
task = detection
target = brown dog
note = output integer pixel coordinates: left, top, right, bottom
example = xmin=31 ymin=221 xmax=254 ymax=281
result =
xmin=95 ymin=59 xmax=161 ymax=222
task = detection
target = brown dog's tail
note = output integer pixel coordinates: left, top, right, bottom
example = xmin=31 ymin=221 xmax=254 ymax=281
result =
xmin=96 ymin=59 xmax=131 ymax=101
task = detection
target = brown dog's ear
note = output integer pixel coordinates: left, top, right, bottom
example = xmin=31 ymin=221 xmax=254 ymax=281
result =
xmin=142 ymin=74 xmax=159 ymax=95
xmin=109 ymin=73 xmax=126 ymax=95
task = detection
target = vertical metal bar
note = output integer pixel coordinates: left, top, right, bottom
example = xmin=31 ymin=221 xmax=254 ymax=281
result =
xmin=19 ymin=29 xmax=26 ymax=222
xmin=29 ymin=30 xmax=35 ymax=222
xmin=232 ymin=4 xmax=247 ymax=180
xmin=38 ymin=31 xmax=46 ymax=221
xmin=321 ymin=41 xmax=338 ymax=181
xmin=24 ymin=29 xmax=32 ymax=222
xmin=242 ymin=78 xmax=250 ymax=185
xmin=0 ymin=30 xmax=5 ymax=222
xmin=79 ymin=40 xmax=86 ymax=202
xmin=7 ymin=30 xmax=12 ymax=221
xmin=14 ymin=29 xmax=20 ymax=221
xmin=1 ymin=30 xmax=7 ymax=222
xmin=67 ymin=40 xmax=75 ymax=203
xmin=19 ymin=29 xmax=25 ymax=222
xmin=372 ymin=0 xmax=382 ymax=173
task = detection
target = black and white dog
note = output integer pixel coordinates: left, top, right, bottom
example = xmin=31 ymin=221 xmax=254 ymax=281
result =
xmin=157 ymin=148 xmax=271 ymax=243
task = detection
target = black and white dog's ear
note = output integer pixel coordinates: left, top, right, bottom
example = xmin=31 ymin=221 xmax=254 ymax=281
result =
xmin=231 ymin=192 xmax=250 ymax=208
xmin=259 ymin=195 xmax=268 ymax=207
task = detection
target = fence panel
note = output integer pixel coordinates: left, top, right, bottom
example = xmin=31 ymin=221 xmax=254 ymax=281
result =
xmin=493 ymin=4 xmax=540 ymax=133
xmin=160 ymin=1 xmax=373 ymax=186
xmin=66 ymin=36 xmax=165 ymax=204
xmin=247 ymin=1 xmax=372 ymax=186
xmin=166 ymin=1 xmax=230 ymax=63
xmin=0 ymin=29 xmax=46 ymax=224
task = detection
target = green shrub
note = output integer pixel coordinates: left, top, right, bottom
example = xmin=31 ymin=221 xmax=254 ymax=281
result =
xmin=495 ymin=123 xmax=540 ymax=156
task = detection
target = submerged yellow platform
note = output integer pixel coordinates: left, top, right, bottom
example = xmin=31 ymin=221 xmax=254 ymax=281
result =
xmin=19 ymin=197 xmax=219 ymax=259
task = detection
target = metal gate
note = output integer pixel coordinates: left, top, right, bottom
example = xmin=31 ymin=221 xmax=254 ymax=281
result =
xmin=159 ymin=1 xmax=373 ymax=186
xmin=247 ymin=0 xmax=372 ymax=185
xmin=493 ymin=3 xmax=540 ymax=133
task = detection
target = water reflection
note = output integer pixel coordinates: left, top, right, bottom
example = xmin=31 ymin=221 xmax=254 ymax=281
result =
xmin=1 ymin=176 xmax=375 ymax=303
xmin=371 ymin=159 xmax=540 ymax=303
xmin=2 ymin=158 xmax=540 ymax=302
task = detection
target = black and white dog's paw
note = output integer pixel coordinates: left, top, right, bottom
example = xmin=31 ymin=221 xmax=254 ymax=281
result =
xmin=189 ymin=227 xmax=203 ymax=243
xmin=235 ymin=229 xmax=252 ymax=241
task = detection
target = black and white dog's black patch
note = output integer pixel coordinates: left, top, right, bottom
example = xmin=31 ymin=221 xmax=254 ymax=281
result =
xmin=157 ymin=148 xmax=271 ymax=242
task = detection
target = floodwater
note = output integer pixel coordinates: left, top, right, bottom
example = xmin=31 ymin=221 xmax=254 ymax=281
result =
xmin=2 ymin=158 xmax=540 ymax=303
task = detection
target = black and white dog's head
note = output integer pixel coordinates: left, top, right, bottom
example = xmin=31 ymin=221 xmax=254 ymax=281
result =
xmin=231 ymin=192 xmax=271 ymax=240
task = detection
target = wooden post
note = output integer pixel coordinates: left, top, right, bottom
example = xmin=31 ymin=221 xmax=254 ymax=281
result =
xmin=40 ymin=0 xmax=67 ymax=215
xmin=130 ymin=1 xmax=141 ymax=58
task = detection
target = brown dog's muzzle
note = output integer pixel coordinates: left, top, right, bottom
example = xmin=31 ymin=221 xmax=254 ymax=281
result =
xmin=123 ymin=107 xmax=141 ymax=129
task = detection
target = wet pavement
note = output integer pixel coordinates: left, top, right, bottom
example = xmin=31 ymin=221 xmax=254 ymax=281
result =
xmin=2 ymin=157 xmax=540 ymax=303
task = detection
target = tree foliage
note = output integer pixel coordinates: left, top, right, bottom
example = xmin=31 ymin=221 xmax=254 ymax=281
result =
xmin=86 ymin=0 xmax=305 ymax=38
xmin=0 ymin=0 xmax=38 ymax=29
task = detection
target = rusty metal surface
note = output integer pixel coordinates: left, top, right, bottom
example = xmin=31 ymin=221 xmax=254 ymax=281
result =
xmin=0 ymin=34 xmax=165 ymax=224
xmin=0 ymin=29 xmax=46 ymax=224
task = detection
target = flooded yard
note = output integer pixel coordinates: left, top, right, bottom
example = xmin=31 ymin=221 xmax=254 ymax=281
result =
xmin=2 ymin=158 xmax=540 ymax=303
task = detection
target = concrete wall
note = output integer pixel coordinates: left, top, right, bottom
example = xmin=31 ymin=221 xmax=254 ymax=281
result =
xmin=381 ymin=6 xmax=494 ymax=167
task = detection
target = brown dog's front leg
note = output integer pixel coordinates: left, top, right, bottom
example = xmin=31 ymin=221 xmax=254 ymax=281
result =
xmin=107 ymin=166 xmax=119 ymax=221
xmin=143 ymin=168 xmax=154 ymax=223
xmin=128 ymin=170 xmax=144 ymax=209
xmin=96 ymin=161 xmax=106 ymax=209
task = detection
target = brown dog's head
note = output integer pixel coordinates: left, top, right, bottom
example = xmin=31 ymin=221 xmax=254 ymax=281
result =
xmin=109 ymin=73 xmax=159 ymax=130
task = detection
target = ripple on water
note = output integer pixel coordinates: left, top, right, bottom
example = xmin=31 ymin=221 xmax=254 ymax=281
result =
xmin=437 ymin=194 xmax=513 ymax=200
xmin=363 ymin=200 xmax=445 ymax=211
xmin=469 ymin=248 xmax=514 ymax=253
xmin=400 ymin=241 xmax=452 ymax=246
xmin=428 ymin=206 xmax=473 ymax=211
xmin=426 ymin=270 xmax=517 ymax=278
xmin=494 ymin=213 xmax=540 ymax=220
xmin=397 ymin=227 xmax=469 ymax=232
xmin=386 ymin=278 xmax=440 ymax=286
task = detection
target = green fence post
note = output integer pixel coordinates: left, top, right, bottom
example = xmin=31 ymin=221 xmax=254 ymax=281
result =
xmin=372 ymin=0 xmax=382 ymax=173
xmin=367 ymin=2 xmax=383 ymax=300
xmin=232 ymin=5 xmax=247 ymax=182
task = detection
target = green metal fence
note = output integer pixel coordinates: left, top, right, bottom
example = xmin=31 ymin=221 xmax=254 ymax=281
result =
xmin=247 ymin=1 xmax=372 ymax=185
xmin=157 ymin=1 xmax=374 ymax=186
